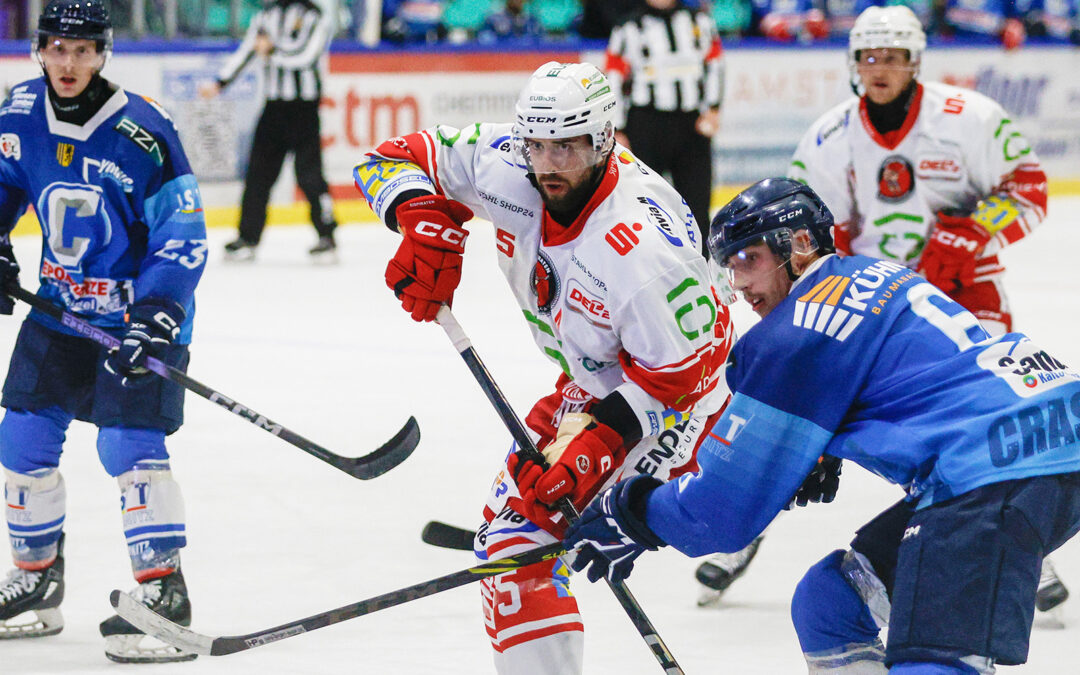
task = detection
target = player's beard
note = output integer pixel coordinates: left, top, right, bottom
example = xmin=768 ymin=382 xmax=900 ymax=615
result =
xmin=535 ymin=164 xmax=605 ymax=225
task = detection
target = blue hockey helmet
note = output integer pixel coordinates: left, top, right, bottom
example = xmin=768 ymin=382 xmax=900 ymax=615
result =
xmin=708 ymin=178 xmax=835 ymax=266
xmin=36 ymin=0 xmax=113 ymax=51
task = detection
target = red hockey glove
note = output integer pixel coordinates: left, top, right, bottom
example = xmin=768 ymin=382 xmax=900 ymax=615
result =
xmin=385 ymin=195 xmax=473 ymax=322
xmin=917 ymin=211 xmax=991 ymax=292
xmin=521 ymin=413 xmax=626 ymax=510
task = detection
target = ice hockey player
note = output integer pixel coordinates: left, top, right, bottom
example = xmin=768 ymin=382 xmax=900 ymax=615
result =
xmin=788 ymin=3 xmax=1069 ymax=615
xmin=563 ymin=177 xmax=1080 ymax=674
xmin=0 ymin=0 xmax=206 ymax=663
xmin=354 ymin=61 xmax=734 ymax=674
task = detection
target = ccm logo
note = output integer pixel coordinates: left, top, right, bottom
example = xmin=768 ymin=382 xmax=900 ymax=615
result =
xmin=415 ymin=221 xmax=467 ymax=246
xmin=779 ymin=208 xmax=803 ymax=223
xmin=931 ymin=228 xmax=980 ymax=252
xmin=526 ymin=116 xmax=557 ymax=123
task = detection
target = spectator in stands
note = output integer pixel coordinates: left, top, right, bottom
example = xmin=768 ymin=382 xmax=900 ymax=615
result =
xmin=480 ymin=0 xmax=544 ymax=41
xmin=750 ymin=0 xmax=828 ymax=41
xmin=382 ymin=0 xmax=446 ymax=43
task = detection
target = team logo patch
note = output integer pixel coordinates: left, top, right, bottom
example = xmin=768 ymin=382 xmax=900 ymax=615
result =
xmin=0 ymin=133 xmax=19 ymax=160
xmin=575 ymin=454 xmax=590 ymax=474
xmin=566 ymin=280 xmax=611 ymax=328
xmin=56 ymin=142 xmax=74 ymax=167
xmin=877 ymin=155 xmax=914 ymax=203
xmin=531 ymin=250 xmax=561 ymax=315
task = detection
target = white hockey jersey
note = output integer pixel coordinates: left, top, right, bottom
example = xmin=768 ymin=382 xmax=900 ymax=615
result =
xmin=789 ymin=82 xmax=1047 ymax=279
xmin=355 ymin=123 xmax=733 ymax=480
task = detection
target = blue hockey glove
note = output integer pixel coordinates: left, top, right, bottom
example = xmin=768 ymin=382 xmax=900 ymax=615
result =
xmin=105 ymin=298 xmax=185 ymax=387
xmin=787 ymin=454 xmax=842 ymax=509
xmin=0 ymin=242 xmax=19 ymax=315
xmin=564 ymin=474 xmax=666 ymax=584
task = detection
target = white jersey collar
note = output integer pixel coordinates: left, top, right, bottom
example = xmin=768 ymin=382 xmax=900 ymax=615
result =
xmin=45 ymin=87 xmax=129 ymax=141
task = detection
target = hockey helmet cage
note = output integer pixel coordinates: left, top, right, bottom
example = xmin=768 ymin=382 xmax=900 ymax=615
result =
xmin=708 ymin=177 xmax=835 ymax=265
xmin=513 ymin=62 xmax=617 ymax=170
xmin=848 ymin=5 xmax=925 ymax=93
xmin=37 ymin=0 xmax=113 ymax=50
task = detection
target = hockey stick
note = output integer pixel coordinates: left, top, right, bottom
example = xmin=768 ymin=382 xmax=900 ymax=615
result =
xmin=421 ymin=520 xmax=476 ymax=551
xmin=110 ymin=542 xmax=565 ymax=656
xmin=435 ymin=306 xmax=686 ymax=675
xmin=7 ymin=285 xmax=419 ymax=480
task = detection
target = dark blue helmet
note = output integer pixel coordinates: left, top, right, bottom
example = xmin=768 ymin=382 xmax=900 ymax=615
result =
xmin=708 ymin=177 xmax=835 ymax=264
xmin=37 ymin=0 xmax=113 ymax=50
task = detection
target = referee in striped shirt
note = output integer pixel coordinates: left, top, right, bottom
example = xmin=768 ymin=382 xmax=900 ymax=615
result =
xmin=201 ymin=0 xmax=338 ymax=259
xmin=605 ymin=0 xmax=725 ymax=250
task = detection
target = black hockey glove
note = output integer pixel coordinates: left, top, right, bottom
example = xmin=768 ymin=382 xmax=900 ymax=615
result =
xmin=105 ymin=298 xmax=185 ymax=387
xmin=788 ymin=454 xmax=842 ymax=509
xmin=0 ymin=242 xmax=19 ymax=315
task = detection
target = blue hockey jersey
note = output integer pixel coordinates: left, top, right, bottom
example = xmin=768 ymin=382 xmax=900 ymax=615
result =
xmin=645 ymin=254 xmax=1080 ymax=556
xmin=0 ymin=78 xmax=206 ymax=342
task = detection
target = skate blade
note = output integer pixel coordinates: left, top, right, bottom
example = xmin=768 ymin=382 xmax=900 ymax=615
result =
xmin=309 ymin=250 xmax=339 ymax=264
xmin=696 ymin=587 xmax=726 ymax=609
xmin=223 ymin=249 xmax=256 ymax=263
xmin=0 ymin=607 xmax=64 ymax=639
xmin=1034 ymin=605 xmax=1066 ymax=630
xmin=104 ymin=633 xmax=198 ymax=663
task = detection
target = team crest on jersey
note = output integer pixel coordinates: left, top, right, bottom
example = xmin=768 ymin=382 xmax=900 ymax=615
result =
xmin=531 ymin=250 xmax=561 ymax=315
xmin=56 ymin=142 xmax=74 ymax=167
xmin=877 ymin=155 xmax=914 ymax=203
xmin=792 ymin=260 xmax=910 ymax=341
xmin=0 ymin=133 xmax=19 ymax=160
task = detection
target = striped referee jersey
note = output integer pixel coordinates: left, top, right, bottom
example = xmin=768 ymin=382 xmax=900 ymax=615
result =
xmin=217 ymin=0 xmax=333 ymax=102
xmin=605 ymin=5 xmax=725 ymax=127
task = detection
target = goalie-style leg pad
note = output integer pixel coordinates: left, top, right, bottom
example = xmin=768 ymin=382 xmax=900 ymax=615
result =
xmin=480 ymin=503 xmax=583 ymax=675
xmin=792 ymin=549 xmax=886 ymax=674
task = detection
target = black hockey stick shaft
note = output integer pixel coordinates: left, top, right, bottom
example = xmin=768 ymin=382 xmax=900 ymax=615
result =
xmin=8 ymin=285 xmax=418 ymax=480
xmin=435 ymin=306 xmax=685 ymax=674
xmin=421 ymin=520 xmax=476 ymax=551
xmin=110 ymin=542 xmax=566 ymax=656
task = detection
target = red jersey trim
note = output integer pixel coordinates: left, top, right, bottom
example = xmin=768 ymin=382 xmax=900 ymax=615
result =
xmin=858 ymin=84 xmax=923 ymax=151
xmin=541 ymin=152 xmax=621 ymax=247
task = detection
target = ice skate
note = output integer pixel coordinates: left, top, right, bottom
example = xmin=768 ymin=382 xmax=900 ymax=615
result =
xmin=308 ymin=235 xmax=338 ymax=262
xmin=0 ymin=539 xmax=64 ymax=639
xmin=100 ymin=569 xmax=197 ymax=663
xmin=223 ymin=237 xmax=257 ymax=261
xmin=1034 ymin=558 xmax=1068 ymax=628
xmin=695 ymin=535 xmax=763 ymax=608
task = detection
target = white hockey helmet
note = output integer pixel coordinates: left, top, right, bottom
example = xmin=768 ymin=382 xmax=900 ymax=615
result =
xmin=512 ymin=62 xmax=617 ymax=174
xmin=848 ymin=6 xmax=926 ymax=93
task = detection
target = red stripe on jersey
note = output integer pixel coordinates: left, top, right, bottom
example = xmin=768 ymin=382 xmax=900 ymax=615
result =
xmin=859 ymin=84 xmax=923 ymax=150
xmin=604 ymin=52 xmax=630 ymax=78
xmin=997 ymin=165 xmax=1048 ymax=216
xmin=705 ymin=37 xmax=723 ymax=62
xmin=541 ymin=152 xmax=620 ymax=246
xmin=619 ymin=343 xmax=721 ymax=411
xmin=369 ymin=130 xmax=442 ymax=193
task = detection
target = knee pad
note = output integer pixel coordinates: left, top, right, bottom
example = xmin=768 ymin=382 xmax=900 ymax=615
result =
xmin=0 ymin=407 xmax=72 ymax=473
xmin=4 ymin=468 xmax=65 ymax=567
xmin=117 ymin=461 xmax=186 ymax=580
xmin=792 ymin=549 xmax=884 ymax=670
xmin=97 ymin=426 xmax=169 ymax=477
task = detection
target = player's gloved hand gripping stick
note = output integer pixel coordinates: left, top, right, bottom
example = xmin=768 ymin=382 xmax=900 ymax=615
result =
xmin=434 ymin=305 xmax=686 ymax=675
xmin=3 ymin=284 xmax=418 ymax=480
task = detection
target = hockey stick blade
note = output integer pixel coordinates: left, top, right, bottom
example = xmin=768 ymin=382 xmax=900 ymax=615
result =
xmin=110 ymin=543 xmax=565 ymax=656
xmin=7 ymin=285 xmax=418 ymax=481
xmin=421 ymin=521 xmax=476 ymax=551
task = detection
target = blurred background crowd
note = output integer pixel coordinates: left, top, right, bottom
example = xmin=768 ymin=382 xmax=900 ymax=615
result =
xmin=0 ymin=0 xmax=1077 ymax=47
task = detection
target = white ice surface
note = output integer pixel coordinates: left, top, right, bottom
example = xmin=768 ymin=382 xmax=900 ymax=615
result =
xmin=3 ymin=198 xmax=1079 ymax=674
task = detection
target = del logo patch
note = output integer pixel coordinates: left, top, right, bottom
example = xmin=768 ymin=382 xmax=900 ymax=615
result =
xmin=0 ymin=133 xmax=19 ymax=160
